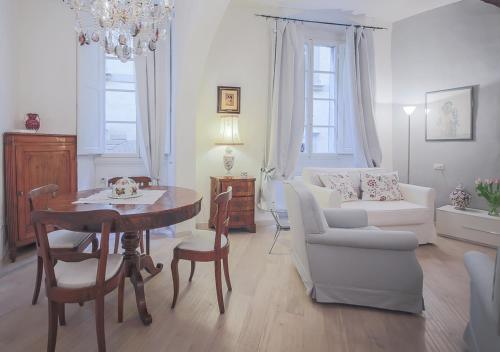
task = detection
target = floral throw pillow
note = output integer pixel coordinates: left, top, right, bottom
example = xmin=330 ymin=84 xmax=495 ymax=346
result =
xmin=319 ymin=173 xmax=358 ymax=202
xmin=361 ymin=172 xmax=403 ymax=201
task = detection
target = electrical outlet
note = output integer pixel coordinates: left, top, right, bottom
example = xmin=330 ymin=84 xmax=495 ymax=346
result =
xmin=100 ymin=177 xmax=108 ymax=187
xmin=433 ymin=163 xmax=445 ymax=171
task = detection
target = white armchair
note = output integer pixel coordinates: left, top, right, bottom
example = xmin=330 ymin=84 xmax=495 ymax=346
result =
xmin=463 ymin=249 xmax=500 ymax=352
xmin=284 ymin=180 xmax=424 ymax=313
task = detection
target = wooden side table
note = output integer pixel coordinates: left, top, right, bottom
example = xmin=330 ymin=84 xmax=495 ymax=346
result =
xmin=436 ymin=205 xmax=500 ymax=248
xmin=210 ymin=176 xmax=256 ymax=233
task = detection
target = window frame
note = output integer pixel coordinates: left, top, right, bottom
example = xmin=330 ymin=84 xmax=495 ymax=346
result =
xmin=102 ymin=55 xmax=140 ymax=158
xmin=302 ymin=38 xmax=352 ymax=160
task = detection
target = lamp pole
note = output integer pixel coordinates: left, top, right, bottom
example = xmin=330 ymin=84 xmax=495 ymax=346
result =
xmin=403 ymin=106 xmax=416 ymax=184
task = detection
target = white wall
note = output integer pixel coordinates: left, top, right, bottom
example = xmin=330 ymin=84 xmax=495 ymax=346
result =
xmin=0 ymin=0 xmax=18 ymax=256
xmin=15 ymin=0 xmax=77 ymax=134
xmin=392 ymin=0 xmax=500 ymax=209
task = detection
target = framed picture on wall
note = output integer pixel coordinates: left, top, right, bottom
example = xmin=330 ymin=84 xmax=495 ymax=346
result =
xmin=425 ymin=86 xmax=473 ymax=141
xmin=217 ymin=86 xmax=241 ymax=114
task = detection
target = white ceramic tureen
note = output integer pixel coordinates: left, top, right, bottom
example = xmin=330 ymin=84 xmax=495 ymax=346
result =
xmin=110 ymin=177 xmax=141 ymax=199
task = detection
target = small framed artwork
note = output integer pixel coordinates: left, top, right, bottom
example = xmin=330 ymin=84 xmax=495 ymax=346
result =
xmin=217 ymin=86 xmax=241 ymax=114
xmin=425 ymin=86 xmax=474 ymax=141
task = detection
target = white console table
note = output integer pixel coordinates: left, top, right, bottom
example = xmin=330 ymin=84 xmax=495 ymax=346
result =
xmin=436 ymin=205 xmax=500 ymax=248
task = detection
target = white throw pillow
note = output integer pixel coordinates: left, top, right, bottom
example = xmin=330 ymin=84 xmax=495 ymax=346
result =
xmin=319 ymin=173 xmax=358 ymax=202
xmin=361 ymin=172 xmax=403 ymax=201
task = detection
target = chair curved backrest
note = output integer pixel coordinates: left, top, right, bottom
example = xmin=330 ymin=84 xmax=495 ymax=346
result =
xmin=31 ymin=210 xmax=120 ymax=290
xmin=29 ymin=184 xmax=59 ymax=212
xmin=213 ymin=187 xmax=232 ymax=251
xmin=108 ymin=176 xmax=153 ymax=188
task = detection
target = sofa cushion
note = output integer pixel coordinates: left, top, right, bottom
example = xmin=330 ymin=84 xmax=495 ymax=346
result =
xmin=341 ymin=200 xmax=432 ymax=226
xmin=318 ymin=173 xmax=358 ymax=202
xmin=361 ymin=172 xmax=403 ymax=201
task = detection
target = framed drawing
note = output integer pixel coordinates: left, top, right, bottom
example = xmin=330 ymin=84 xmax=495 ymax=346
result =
xmin=425 ymin=86 xmax=473 ymax=141
xmin=217 ymin=86 xmax=241 ymax=114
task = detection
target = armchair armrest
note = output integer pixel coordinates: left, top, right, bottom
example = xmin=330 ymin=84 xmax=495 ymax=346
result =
xmin=306 ymin=228 xmax=418 ymax=251
xmin=464 ymin=251 xmax=498 ymax=327
xmin=305 ymin=183 xmax=342 ymax=208
xmin=399 ymin=183 xmax=435 ymax=209
xmin=323 ymin=208 xmax=368 ymax=228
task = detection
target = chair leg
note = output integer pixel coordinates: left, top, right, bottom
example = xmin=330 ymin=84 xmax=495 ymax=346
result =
xmin=95 ymin=295 xmax=106 ymax=352
xmin=171 ymin=257 xmax=179 ymax=309
xmin=47 ymin=301 xmax=59 ymax=352
xmin=189 ymin=261 xmax=196 ymax=282
xmin=268 ymin=226 xmax=281 ymax=254
xmin=118 ymin=274 xmax=124 ymax=323
xmin=214 ymin=260 xmax=225 ymax=314
xmin=139 ymin=231 xmax=145 ymax=254
xmin=32 ymin=255 xmax=43 ymax=305
xmin=223 ymin=256 xmax=232 ymax=291
xmin=113 ymin=233 xmax=120 ymax=254
xmin=58 ymin=303 xmax=66 ymax=326
xmin=92 ymin=236 xmax=99 ymax=252
xmin=145 ymin=229 xmax=150 ymax=255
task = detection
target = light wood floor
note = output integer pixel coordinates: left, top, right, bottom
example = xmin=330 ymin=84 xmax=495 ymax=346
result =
xmin=0 ymin=225 xmax=495 ymax=352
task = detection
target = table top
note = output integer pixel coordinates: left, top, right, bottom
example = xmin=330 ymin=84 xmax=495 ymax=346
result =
xmin=47 ymin=186 xmax=203 ymax=232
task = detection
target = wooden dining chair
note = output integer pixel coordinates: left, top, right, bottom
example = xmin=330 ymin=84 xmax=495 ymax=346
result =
xmin=108 ymin=176 xmax=152 ymax=255
xmin=31 ymin=209 xmax=125 ymax=352
xmin=29 ymin=184 xmax=99 ymax=306
xmin=171 ymin=187 xmax=232 ymax=314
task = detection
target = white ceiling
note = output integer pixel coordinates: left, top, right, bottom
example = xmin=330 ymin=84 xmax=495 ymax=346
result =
xmin=245 ymin=0 xmax=462 ymax=23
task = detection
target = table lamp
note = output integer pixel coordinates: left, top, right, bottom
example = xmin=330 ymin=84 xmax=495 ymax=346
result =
xmin=215 ymin=115 xmax=243 ymax=175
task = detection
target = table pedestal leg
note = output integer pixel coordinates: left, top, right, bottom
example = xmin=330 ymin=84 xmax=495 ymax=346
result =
xmin=122 ymin=231 xmax=163 ymax=325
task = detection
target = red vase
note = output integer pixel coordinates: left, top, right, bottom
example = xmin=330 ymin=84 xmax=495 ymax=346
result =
xmin=25 ymin=113 xmax=40 ymax=131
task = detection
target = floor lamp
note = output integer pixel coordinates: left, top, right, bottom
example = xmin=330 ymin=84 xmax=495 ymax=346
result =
xmin=403 ymin=106 xmax=416 ymax=183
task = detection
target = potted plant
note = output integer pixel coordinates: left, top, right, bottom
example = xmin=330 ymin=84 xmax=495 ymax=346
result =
xmin=475 ymin=178 xmax=500 ymax=216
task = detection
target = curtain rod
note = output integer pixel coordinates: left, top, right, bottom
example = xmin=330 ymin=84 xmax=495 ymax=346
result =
xmin=255 ymin=14 xmax=387 ymax=30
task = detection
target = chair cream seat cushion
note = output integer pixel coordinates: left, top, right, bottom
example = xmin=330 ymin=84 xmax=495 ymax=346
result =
xmin=176 ymin=229 xmax=228 ymax=252
xmin=48 ymin=230 xmax=92 ymax=249
xmin=341 ymin=200 xmax=432 ymax=226
xmin=54 ymin=254 xmax=123 ymax=289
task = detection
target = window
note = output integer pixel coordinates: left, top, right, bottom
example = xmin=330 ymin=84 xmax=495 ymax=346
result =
xmin=104 ymin=57 xmax=138 ymax=154
xmin=302 ymin=41 xmax=352 ymax=157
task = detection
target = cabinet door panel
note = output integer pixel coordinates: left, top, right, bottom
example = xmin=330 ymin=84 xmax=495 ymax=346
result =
xmin=16 ymin=146 xmax=76 ymax=241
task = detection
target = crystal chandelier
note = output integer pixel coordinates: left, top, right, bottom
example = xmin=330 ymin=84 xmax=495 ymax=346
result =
xmin=62 ymin=0 xmax=174 ymax=62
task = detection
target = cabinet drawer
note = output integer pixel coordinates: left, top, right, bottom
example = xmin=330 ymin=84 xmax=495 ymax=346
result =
xmin=229 ymin=211 xmax=254 ymax=227
xmin=221 ymin=180 xmax=254 ymax=197
xmin=231 ymin=196 xmax=254 ymax=212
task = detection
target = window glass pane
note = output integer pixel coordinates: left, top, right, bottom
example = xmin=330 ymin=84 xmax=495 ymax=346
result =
xmin=313 ymin=100 xmax=335 ymax=126
xmin=105 ymin=91 xmax=136 ymax=122
xmin=313 ymin=73 xmax=335 ymax=99
xmin=105 ymin=123 xmax=137 ymax=153
xmin=105 ymin=59 xmax=135 ymax=79
xmin=314 ymin=46 xmax=334 ymax=72
xmin=312 ymin=127 xmax=336 ymax=153
xmin=106 ymin=81 xmax=136 ymax=91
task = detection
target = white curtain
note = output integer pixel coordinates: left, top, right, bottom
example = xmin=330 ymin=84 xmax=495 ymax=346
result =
xmin=343 ymin=26 xmax=382 ymax=167
xmin=259 ymin=21 xmax=305 ymax=210
xmin=135 ymin=39 xmax=170 ymax=182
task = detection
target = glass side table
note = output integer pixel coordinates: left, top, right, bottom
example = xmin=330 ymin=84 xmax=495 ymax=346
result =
xmin=269 ymin=209 xmax=290 ymax=254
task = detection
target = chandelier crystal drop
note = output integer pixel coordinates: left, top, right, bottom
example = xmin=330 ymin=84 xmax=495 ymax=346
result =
xmin=62 ymin=0 xmax=174 ymax=62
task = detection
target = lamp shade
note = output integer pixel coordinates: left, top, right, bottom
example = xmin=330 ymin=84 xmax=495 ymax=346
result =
xmin=403 ymin=106 xmax=416 ymax=116
xmin=215 ymin=115 xmax=243 ymax=145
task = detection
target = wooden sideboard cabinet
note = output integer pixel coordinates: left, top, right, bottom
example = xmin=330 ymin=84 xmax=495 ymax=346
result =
xmin=4 ymin=133 xmax=78 ymax=261
xmin=210 ymin=176 xmax=256 ymax=233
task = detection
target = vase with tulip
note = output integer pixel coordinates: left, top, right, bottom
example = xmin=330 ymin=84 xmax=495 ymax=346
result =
xmin=475 ymin=178 xmax=500 ymax=216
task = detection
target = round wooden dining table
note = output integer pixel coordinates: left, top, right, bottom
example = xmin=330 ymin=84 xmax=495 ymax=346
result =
xmin=48 ymin=186 xmax=202 ymax=325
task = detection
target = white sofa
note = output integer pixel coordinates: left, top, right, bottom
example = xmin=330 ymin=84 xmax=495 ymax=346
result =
xmin=301 ymin=167 xmax=437 ymax=244
xmin=284 ymin=180 xmax=424 ymax=313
